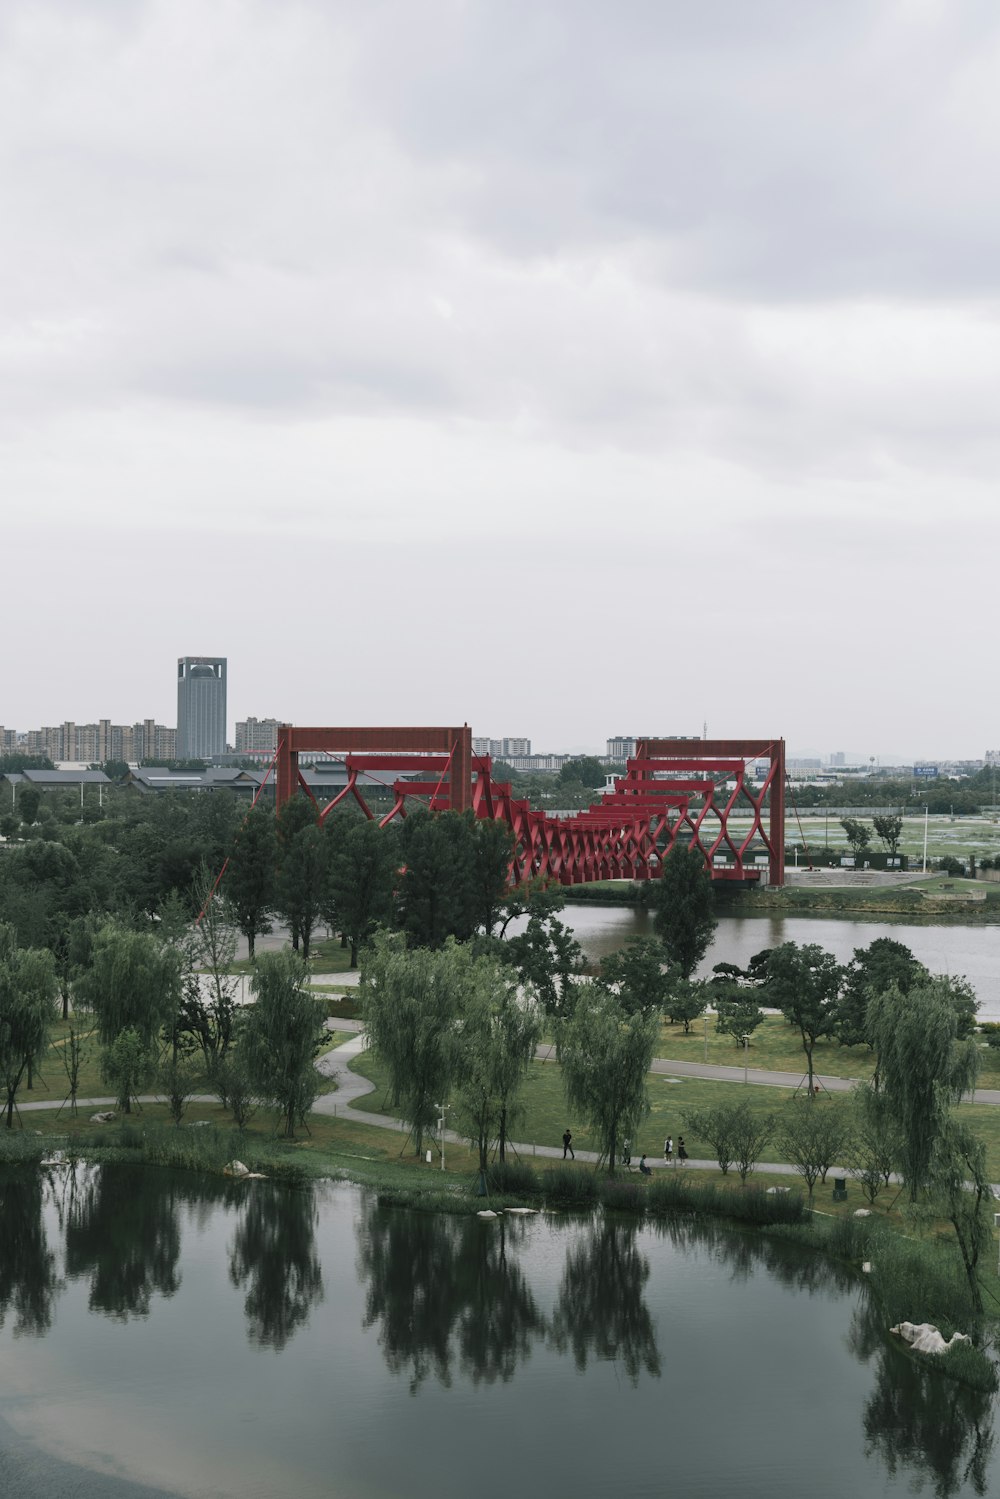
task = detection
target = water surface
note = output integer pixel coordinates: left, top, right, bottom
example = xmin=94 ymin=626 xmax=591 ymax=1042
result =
xmin=0 ymin=1166 xmax=995 ymax=1499
xmin=558 ymin=904 xmax=1000 ymax=1018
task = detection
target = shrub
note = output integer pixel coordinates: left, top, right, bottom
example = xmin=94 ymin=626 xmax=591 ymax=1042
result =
xmin=646 ymin=1172 xmax=693 ymax=1215
xmin=486 ymin=1160 xmax=538 ymax=1196
xmin=543 ymin=1167 xmax=601 ymax=1208
xmin=601 ymin=1179 xmax=645 ymax=1213
xmin=938 ymin=1339 xmax=999 ymax=1393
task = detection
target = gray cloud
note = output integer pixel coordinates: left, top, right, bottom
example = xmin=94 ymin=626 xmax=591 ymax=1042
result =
xmin=1 ymin=1 xmax=998 ymax=755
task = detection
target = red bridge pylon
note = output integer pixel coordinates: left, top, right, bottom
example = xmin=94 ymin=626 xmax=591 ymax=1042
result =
xmin=273 ymin=726 xmax=785 ymax=887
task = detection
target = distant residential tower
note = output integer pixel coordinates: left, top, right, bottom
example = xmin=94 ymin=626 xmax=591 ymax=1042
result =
xmin=177 ymin=657 xmax=227 ymax=759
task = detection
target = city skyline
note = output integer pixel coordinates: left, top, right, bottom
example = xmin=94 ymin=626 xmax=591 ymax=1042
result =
xmin=0 ymin=696 xmax=989 ymax=772
xmin=4 ymin=5 xmax=999 ymax=759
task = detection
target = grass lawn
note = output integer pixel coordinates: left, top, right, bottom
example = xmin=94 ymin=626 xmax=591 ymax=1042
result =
xmin=348 ymin=1045 xmax=1000 ymax=1182
xmin=658 ymin=1013 xmax=879 ymax=1079
xmin=223 ymin=935 xmax=356 ymax=976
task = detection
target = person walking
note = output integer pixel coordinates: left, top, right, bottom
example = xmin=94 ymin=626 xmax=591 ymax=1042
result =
xmin=562 ymin=1129 xmax=575 ymax=1160
xmin=622 ymin=1137 xmax=631 ymax=1167
xmin=664 ymin=1135 xmax=673 ymax=1164
xmin=677 ymin=1136 xmax=688 ymax=1164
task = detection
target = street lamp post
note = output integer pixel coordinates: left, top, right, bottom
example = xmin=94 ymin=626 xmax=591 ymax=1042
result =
xmin=435 ymin=1103 xmax=447 ymax=1171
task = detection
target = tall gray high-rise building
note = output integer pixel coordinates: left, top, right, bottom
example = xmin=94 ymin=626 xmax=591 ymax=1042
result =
xmin=177 ymin=657 xmax=227 ymax=759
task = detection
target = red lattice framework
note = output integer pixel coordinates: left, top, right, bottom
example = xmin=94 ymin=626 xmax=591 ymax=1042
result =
xmin=274 ymin=727 xmax=785 ymax=887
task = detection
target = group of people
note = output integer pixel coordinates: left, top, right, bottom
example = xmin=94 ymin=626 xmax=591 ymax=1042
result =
xmin=559 ymin=1129 xmax=690 ymax=1171
xmin=663 ymin=1135 xmax=688 ymax=1164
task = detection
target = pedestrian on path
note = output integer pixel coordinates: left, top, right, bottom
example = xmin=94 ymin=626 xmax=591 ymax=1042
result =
xmin=562 ymin=1129 xmax=575 ymax=1160
xmin=664 ymin=1136 xmax=673 ymax=1164
xmin=677 ymin=1136 xmax=688 ymax=1163
xmin=622 ymin=1137 xmax=631 ymax=1167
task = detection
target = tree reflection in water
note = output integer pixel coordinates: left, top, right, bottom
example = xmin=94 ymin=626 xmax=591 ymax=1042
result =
xmin=357 ymin=1201 xmax=544 ymax=1392
xmin=654 ymin=1215 xmax=854 ymax=1297
xmin=848 ymin=1294 xmax=996 ymax=1498
xmin=64 ymin=1165 xmax=181 ymax=1319
xmin=0 ymin=1171 xmax=62 ymax=1336
xmin=549 ymin=1217 xmax=661 ymax=1381
xmin=228 ymin=1181 xmax=323 ymax=1349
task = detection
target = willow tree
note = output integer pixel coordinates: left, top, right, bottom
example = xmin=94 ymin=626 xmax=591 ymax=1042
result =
xmin=930 ymin=1119 xmax=993 ymax=1314
xmin=74 ymin=922 xmax=183 ymax=1054
xmin=452 ymin=956 xmax=541 ymax=1174
xmin=360 ymin=931 xmax=464 ymax=1154
xmin=867 ymin=978 xmax=979 ymax=1202
xmin=557 ymin=989 xmax=659 ymax=1175
xmin=0 ymin=925 xmax=58 ymax=1128
xmin=240 ymin=950 xmax=325 ymax=1138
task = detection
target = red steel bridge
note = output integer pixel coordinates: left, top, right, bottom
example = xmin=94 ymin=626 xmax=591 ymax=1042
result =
xmin=273 ymin=726 xmax=785 ymax=887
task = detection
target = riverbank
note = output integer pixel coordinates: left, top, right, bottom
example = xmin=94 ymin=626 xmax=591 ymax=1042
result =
xmin=562 ymin=874 xmax=1000 ymax=923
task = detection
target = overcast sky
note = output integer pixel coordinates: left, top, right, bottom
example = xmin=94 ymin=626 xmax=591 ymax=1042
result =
xmin=3 ymin=1 xmax=998 ymax=761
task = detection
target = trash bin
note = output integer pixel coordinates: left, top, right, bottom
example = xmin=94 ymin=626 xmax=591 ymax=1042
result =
xmin=832 ymin=1177 xmax=847 ymax=1202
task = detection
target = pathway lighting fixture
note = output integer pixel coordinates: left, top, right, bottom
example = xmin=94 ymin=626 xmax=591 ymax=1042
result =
xmin=435 ymin=1103 xmax=447 ymax=1171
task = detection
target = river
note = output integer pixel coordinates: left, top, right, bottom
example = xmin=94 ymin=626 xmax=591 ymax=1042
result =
xmin=557 ymin=904 xmax=1000 ymax=1019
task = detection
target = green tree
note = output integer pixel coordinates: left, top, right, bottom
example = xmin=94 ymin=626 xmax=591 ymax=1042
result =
xmin=557 ymin=989 xmax=659 ymax=1175
xmin=274 ymin=799 xmax=327 ymax=960
xmin=710 ymin=995 xmax=767 ymax=1055
xmin=929 ymin=1120 xmax=993 ymax=1315
xmin=74 ymin=921 xmax=183 ymax=1054
xmin=665 ymin=978 xmax=708 ymax=1035
xmin=224 ymin=806 xmax=276 ymax=961
xmin=778 ymin=1097 xmax=854 ymax=1200
xmin=326 ymin=816 xmax=399 ymax=967
xmin=469 ymin=818 xmax=515 ymax=937
xmin=240 ymin=950 xmax=326 ymax=1138
xmin=17 ymin=786 xmax=41 ymax=826
xmin=104 ymin=1026 xmax=154 ymax=1114
xmin=174 ymin=867 xmax=239 ymax=1070
xmin=846 ymin=1085 xmax=901 ymax=1206
xmin=556 ymin=757 xmax=606 ymax=790
xmin=684 ymin=1102 xmax=738 ymax=1175
xmin=597 ymin=938 xmax=674 ymax=1017
xmin=835 ymin=938 xmax=927 ymax=1049
xmin=360 ymin=932 xmax=464 ymax=1154
xmin=397 ymin=809 xmax=477 ymax=948
xmin=729 ymin=1101 xmax=776 ymax=1185
xmin=503 ymin=895 xmax=584 ymax=1019
xmin=651 ymin=845 xmax=716 ymax=979
xmin=867 ymin=978 xmax=979 ymax=1201
xmin=0 ymin=926 xmax=58 ymax=1128
xmin=872 ymin=813 xmax=903 ymax=857
xmin=840 ymin=817 xmax=871 ymax=864
xmin=761 ymin=942 xmax=842 ymax=1098
xmin=452 ymin=956 xmax=541 ymax=1174
xmin=157 ymin=1053 xmax=197 ymax=1126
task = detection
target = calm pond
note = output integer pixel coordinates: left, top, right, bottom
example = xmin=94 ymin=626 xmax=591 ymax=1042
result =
xmin=0 ymin=1165 xmax=995 ymax=1499
xmin=558 ymin=905 xmax=1000 ymax=1019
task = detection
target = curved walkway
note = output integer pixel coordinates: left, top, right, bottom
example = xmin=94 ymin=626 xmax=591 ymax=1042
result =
xmin=16 ymin=1028 xmax=1000 ymax=1178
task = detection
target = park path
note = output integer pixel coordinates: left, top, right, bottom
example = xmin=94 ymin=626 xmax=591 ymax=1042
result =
xmin=326 ymin=1021 xmax=1000 ymax=1106
xmin=312 ymin=1031 xmax=804 ymax=1173
xmin=15 ymin=1029 xmax=1000 ymax=1179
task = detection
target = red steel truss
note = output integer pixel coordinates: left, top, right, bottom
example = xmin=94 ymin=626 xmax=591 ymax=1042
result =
xmin=273 ymin=727 xmax=785 ymax=887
